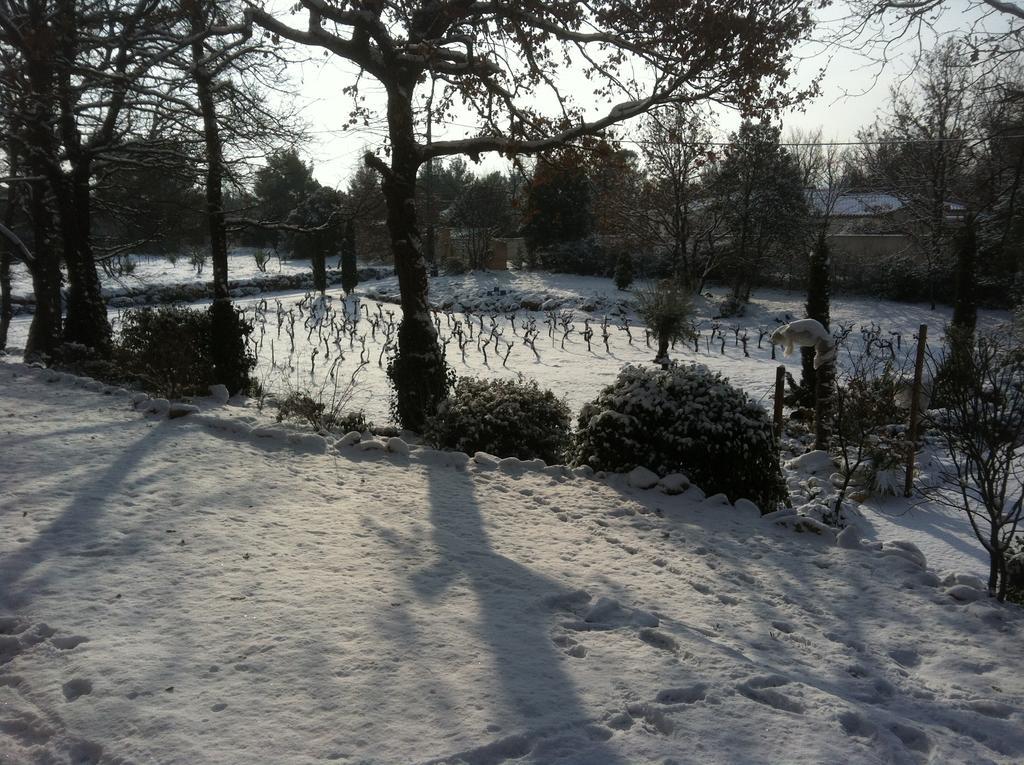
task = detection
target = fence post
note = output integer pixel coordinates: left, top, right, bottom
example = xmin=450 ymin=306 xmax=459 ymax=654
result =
xmin=904 ymin=324 xmax=928 ymax=497
xmin=773 ymin=365 xmax=786 ymax=440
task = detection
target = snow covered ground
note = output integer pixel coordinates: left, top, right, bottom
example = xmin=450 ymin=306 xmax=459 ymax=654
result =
xmin=6 ymin=250 xmax=370 ymax=301
xmin=3 ymin=272 xmax=1012 ymax=580
xmin=1 ymin=365 xmax=1022 ymax=764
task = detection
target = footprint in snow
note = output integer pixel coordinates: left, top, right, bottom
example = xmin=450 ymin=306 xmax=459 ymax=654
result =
xmin=837 ymin=710 xmax=877 ymax=739
xmin=736 ymin=675 xmax=805 ymax=715
xmin=962 ymin=699 xmax=1016 ymax=719
xmin=50 ymin=635 xmax=89 ymax=650
xmin=656 ymin=683 xmax=708 ymax=704
xmin=563 ymin=596 xmax=659 ymax=632
xmin=638 ymin=628 xmax=678 ymax=652
xmin=770 ymin=620 xmax=796 ymax=635
xmin=888 ymin=648 xmax=921 ymax=669
xmin=888 ymin=722 xmax=932 ymax=754
xmin=62 ymin=678 xmax=93 ymax=702
xmin=551 ymin=634 xmax=588 ymax=658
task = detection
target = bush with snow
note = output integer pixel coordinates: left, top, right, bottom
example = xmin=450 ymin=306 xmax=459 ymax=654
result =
xmin=116 ymin=305 xmax=255 ymax=399
xmin=424 ymin=377 xmax=571 ymax=464
xmin=275 ymin=391 xmax=372 ymax=434
xmin=572 ymin=364 xmax=787 ymax=510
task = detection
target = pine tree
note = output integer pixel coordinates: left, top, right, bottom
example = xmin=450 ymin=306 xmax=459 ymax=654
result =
xmin=614 ymin=252 xmax=634 ymax=290
xmin=801 ymin=232 xmax=833 ymax=449
xmin=341 ymin=219 xmax=358 ymax=296
xmin=799 ymin=232 xmax=832 ymax=398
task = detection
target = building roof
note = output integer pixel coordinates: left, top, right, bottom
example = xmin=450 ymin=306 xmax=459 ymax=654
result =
xmin=807 ymin=190 xmax=905 ymax=217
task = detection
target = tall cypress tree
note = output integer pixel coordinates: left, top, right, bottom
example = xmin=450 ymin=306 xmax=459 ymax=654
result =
xmin=341 ymin=219 xmax=358 ymax=296
xmin=800 ymin=231 xmax=832 ymax=396
xmin=802 ymin=231 xmax=833 ymax=448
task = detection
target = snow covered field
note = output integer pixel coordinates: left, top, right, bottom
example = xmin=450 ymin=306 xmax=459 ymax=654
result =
xmin=3 ymin=271 xmax=1011 ymax=579
xmin=6 ymin=250 xmax=347 ymax=301
xmin=1 ymin=365 xmax=1022 ymax=764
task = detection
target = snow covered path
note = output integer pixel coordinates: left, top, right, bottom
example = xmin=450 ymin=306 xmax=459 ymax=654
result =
xmin=2 ymin=367 xmax=1023 ymax=764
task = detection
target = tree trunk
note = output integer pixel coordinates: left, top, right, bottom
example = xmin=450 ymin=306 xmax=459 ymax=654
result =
xmin=0 ymin=154 xmax=15 ymax=351
xmin=190 ymin=0 xmax=248 ymax=394
xmin=18 ymin=8 xmax=78 ymax=358
xmin=0 ymin=246 xmax=10 ymax=353
xmin=24 ymin=187 xmax=62 ymax=359
xmin=59 ymin=161 xmax=111 ymax=353
xmin=312 ymin=248 xmax=327 ymax=293
xmin=377 ymin=86 xmax=448 ymax=431
xmin=53 ymin=0 xmax=110 ymax=354
xmin=656 ymin=336 xmax=670 ymax=369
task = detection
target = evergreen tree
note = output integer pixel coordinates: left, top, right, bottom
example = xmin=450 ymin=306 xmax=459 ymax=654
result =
xmin=706 ymin=120 xmax=808 ymax=302
xmin=614 ymin=252 xmax=634 ymax=290
xmin=522 ymin=152 xmax=593 ymax=253
xmin=254 ymin=149 xmax=318 ymax=248
xmin=951 ymin=214 xmax=978 ymax=341
xmin=287 ymin=187 xmax=344 ymax=293
xmin=803 ymin=232 xmax=833 ymax=449
xmin=341 ymin=219 xmax=358 ymax=296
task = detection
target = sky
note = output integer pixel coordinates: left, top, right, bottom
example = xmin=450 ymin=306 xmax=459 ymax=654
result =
xmin=265 ymin=1 xmax=999 ymax=188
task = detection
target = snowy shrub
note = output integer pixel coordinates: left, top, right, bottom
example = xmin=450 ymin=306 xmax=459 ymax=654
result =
xmin=716 ymin=294 xmax=746 ymax=318
xmin=116 ymin=305 xmax=254 ymax=399
xmin=573 ymin=364 xmax=787 ymax=510
xmin=442 ymin=255 xmax=469 ymax=275
xmin=276 ymin=392 xmax=372 ymax=434
xmin=829 ymin=359 xmax=909 ymax=518
xmin=424 ymin=377 xmax=571 ymax=463
xmin=55 ymin=342 xmax=143 ymax=389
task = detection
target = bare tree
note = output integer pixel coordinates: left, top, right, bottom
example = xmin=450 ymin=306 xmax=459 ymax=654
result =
xmin=638 ymin=105 xmax=718 ymax=286
xmin=450 ymin=171 xmax=510 ymax=270
xmin=829 ymin=344 xmax=909 ymax=525
xmin=0 ymin=0 xmax=198 ymax=354
xmin=855 ymin=40 xmax=978 ymax=309
xmin=924 ymin=329 xmax=1024 ymax=601
xmin=246 ymin=0 xmax=819 ymax=430
xmin=836 ymin=0 xmax=1024 ymax=88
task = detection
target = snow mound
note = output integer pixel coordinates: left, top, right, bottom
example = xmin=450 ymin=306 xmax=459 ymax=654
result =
xmin=627 ymin=466 xmax=659 ymax=490
xmin=786 ymin=450 xmax=836 ymax=475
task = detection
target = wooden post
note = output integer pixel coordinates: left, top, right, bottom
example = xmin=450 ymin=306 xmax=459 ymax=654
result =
xmin=773 ymin=365 xmax=786 ymax=440
xmin=904 ymin=323 xmax=928 ymax=497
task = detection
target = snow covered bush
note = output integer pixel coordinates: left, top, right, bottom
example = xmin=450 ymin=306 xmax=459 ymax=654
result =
xmin=275 ymin=392 xmax=371 ymax=434
xmin=424 ymin=377 xmax=571 ymax=463
xmin=828 ymin=358 xmax=908 ymax=522
xmin=116 ymin=305 xmax=254 ymax=399
xmin=573 ymin=364 xmax=787 ymax=510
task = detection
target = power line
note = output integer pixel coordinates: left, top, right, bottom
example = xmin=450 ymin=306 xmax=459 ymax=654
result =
xmin=405 ymin=118 xmax=1024 ymax=148
xmin=614 ymin=134 xmax=1024 ymax=148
